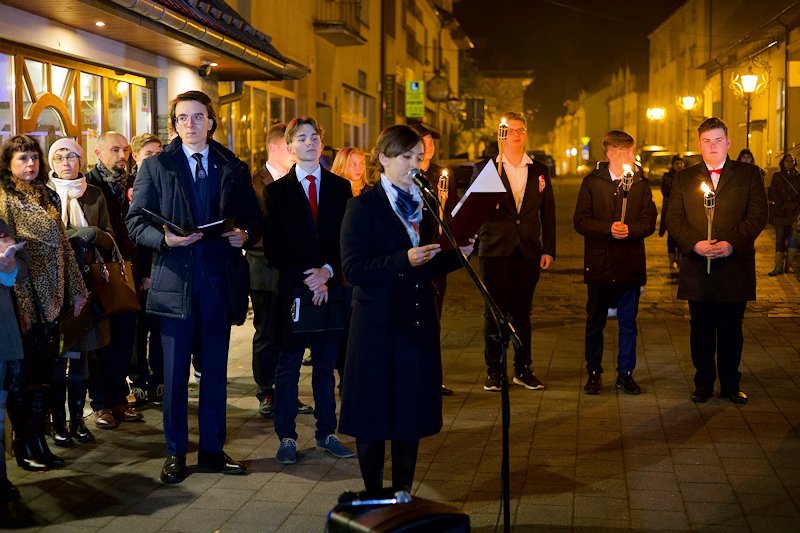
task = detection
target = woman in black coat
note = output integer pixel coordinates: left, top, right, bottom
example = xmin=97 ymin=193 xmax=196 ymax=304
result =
xmin=339 ymin=125 xmax=473 ymax=494
xmin=767 ymin=154 xmax=800 ymax=275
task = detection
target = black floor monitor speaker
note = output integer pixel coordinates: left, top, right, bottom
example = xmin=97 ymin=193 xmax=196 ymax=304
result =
xmin=327 ymin=490 xmax=470 ymax=532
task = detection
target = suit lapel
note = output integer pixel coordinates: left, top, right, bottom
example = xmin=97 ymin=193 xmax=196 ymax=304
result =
xmin=374 ymin=181 xmax=414 ymax=247
xmin=714 ymin=160 xmax=734 ymax=195
xmin=495 ymin=159 xmax=517 ymax=213
xmin=519 ymin=166 xmax=542 ymax=216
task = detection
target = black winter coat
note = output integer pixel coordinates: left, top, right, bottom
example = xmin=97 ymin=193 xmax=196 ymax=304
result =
xmin=125 ymin=137 xmax=262 ymax=324
xmin=666 ymin=158 xmax=768 ymax=302
xmin=768 ymin=170 xmax=800 ymax=227
xmin=338 ymin=182 xmax=463 ymax=440
xmin=573 ymin=163 xmax=657 ymax=286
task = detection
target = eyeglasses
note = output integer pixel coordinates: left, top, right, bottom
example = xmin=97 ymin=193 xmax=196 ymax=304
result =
xmin=52 ymin=152 xmax=80 ymax=163
xmin=508 ymin=128 xmax=527 ymax=136
xmin=176 ymin=113 xmax=208 ymax=125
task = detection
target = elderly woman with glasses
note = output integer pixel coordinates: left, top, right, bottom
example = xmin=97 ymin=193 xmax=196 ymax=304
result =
xmin=46 ymin=137 xmax=117 ymax=447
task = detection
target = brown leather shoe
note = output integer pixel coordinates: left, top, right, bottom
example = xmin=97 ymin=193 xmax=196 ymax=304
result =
xmin=112 ymin=404 xmax=144 ymax=423
xmin=93 ymin=409 xmax=118 ymax=429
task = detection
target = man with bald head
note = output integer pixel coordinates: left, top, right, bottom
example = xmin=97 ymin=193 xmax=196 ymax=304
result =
xmin=87 ymin=131 xmax=144 ymax=429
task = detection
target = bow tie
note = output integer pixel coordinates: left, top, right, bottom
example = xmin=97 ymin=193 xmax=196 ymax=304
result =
xmin=708 ymin=168 xmax=723 ymax=175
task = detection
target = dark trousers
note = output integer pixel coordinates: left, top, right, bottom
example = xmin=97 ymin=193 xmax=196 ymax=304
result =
xmin=160 ymin=279 xmax=231 ymax=456
xmin=775 ymin=224 xmax=798 ymax=253
xmin=480 ymin=251 xmax=541 ymax=374
xmin=688 ymin=300 xmax=747 ymax=394
xmin=275 ymin=338 xmax=338 ymax=441
xmin=585 ymin=284 xmax=640 ymax=374
xmin=250 ymin=289 xmax=280 ymax=401
xmin=356 ymin=438 xmax=419 ymax=495
xmin=89 ymin=312 xmax=136 ymax=410
xmin=0 ymin=360 xmax=22 ymax=481
xmin=130 ymin=291 xmax=164 ymax=389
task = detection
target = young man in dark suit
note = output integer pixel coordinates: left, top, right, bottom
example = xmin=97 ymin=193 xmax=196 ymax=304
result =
xmin=474 ymin=111 xmax=556 ymax=392
xmin=574 ymin=131 xmax=657 ymax=395
xmin=666 ymin=117 xmax=768 ymax=404
xmin=127 ymin=90 xmax=262 ymax=483
xmin=262 ymin=116 xmax=354 ymax=464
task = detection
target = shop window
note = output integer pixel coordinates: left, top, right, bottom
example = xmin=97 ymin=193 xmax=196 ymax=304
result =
xmin=0 ymin=53 xmax=12 ymax=145
xmin=133 ymin=85 xmax=153 ymax=136
xmin=108 ymin=80 xmax=130 ymax=136
xmin=234 ymin=85 xmax=252 ymax=165
xmin=252 ymin=87 xmax=268 ymax=169
xmin=24 ymin=59 xmax=46 ymax=95
xmin=28 ymin=106 xmax=67 ymax=153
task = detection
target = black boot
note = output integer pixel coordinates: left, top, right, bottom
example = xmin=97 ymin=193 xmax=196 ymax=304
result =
xmin=0 ymin=436 xmax=21 ymax=501
xmin=30 ymin=389 xmax=64 ymax=468
xmin=5 ymin=389 xmax=48 ymax=472
xmin=50 ymin=381 xmax=74 ymax=448
xmin=68 ymin=381 xmax=94 ymax=443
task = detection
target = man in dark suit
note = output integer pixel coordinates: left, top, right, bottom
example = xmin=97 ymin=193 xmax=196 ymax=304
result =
xmin=475 ymin=111 xmax=556 ymax=392
xmin=127 ymin=90 xmax=262 ymax=483
xmin=263 ymin=116 xmax=354 ymax=464
xmin=247 ymin=124 xmax=313 ymax=418
xmin=666 ymin=117 xmax=768 ymax=404
xmin=86 ymin=132 xmax=144 ymax=429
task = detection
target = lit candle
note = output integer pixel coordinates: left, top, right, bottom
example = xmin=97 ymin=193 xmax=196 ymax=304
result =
xmin=438 ymin=169 xmax=449 ymax=221
xmin=620 ymin=164 xmax=634 ymax=224
xmin=497 ymin=118 xmax=508 ymax=175
xmin=700 ymin=182 xmax=716 ymax=274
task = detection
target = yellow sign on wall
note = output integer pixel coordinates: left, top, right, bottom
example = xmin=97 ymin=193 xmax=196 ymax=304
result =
xmin=405 ymin=80 xmax=425 ymax=118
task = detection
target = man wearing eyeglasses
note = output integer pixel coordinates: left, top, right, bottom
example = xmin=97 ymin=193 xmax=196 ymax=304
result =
xmin=126 ymin=90 xmax=262 ymax=484
xmin=666 ymin=117 xmax=767 ymax=405
xmin=472 ymin=111 xmax=556 ymax=393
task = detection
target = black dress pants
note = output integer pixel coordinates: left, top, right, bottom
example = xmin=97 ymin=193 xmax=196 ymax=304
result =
xmin=688 ymin=300 xmax=747 ymax=393
xmin=250 ymin=290 xmax=280 ymax=401
xmin=480 ymin=249 xmax=541 ymax=375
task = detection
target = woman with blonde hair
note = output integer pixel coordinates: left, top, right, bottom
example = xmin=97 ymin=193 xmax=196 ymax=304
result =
xmin=331 ymin=147 xmax=368 ymax=196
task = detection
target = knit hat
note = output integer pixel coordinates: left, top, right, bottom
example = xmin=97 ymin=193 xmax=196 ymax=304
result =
xmin=48 ymin=138 xmax=85 ymax=169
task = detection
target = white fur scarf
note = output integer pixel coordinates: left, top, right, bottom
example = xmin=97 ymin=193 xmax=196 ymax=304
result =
xmin=47 ymin=173 xmax=89 ymax=228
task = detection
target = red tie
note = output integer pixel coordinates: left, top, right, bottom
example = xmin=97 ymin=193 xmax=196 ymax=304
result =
xmin=307 ymin=175 xmax=318 ymax=223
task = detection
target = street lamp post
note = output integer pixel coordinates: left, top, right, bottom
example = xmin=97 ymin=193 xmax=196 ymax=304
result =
xmin=738 ymin=74 xmax=760 ymax=150
xmin=731 ymin=58 xmax=770 ymax=151
xmin=677 ymin=96 xmax=701 ymax=152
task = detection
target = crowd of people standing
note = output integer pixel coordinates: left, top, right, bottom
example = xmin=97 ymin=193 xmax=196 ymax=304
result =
xmin=0 ymin=88 xmax=786 ymax=501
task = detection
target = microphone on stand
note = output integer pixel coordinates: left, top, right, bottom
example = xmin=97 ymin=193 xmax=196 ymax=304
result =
xmin=409 ymin=168 xmax=433 ymax=195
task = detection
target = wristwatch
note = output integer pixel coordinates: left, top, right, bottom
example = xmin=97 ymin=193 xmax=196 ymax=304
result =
xmin=242 ymin=228 xmax=251 ymax=243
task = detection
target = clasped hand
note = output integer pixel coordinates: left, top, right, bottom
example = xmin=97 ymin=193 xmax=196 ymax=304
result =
xmin=304 ymin=267 xmax=331 ymax=305
xmin=693 ymin=239 xmax=733 ymax=259
xmin=611 ymin=221 xmax=629 ymax=239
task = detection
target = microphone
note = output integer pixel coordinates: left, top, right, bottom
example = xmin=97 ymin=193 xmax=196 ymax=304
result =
xmin=338 ymin=490 xmax=413 ymax=507
xmin=409 ymin=168 xmax=432 ymax=195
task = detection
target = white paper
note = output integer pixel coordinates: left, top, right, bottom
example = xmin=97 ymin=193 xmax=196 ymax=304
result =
xmin=451 ymin=162 xmax=506 ymax=216
xmin=1 ymin=241 xmax=25 ymax=258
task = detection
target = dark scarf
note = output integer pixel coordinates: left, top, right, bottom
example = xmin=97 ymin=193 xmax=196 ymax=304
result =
xmin=95 ymin=160 xmax=128 ymax=206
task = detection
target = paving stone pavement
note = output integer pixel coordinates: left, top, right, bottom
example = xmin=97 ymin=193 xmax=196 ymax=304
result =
xmin=3 ymin=176 xmax=800 ymax=532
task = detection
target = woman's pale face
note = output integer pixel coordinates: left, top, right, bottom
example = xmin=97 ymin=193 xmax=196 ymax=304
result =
xmin=53 ymin=148 xmax=81 ymax=180
xmin=348 ymin=153 xmax=365 ymax=181
xmin=380 ymin=142 xmax=424 ymax=189
xmin=11 ymin=150 xmax=40 ymax=183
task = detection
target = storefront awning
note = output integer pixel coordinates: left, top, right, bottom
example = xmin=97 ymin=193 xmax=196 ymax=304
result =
xmin=5 ymin=0 xmax=308 ymax=81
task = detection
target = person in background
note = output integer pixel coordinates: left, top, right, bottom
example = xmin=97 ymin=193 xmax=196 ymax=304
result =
xmin=86 ymin=131 xmax=144 ymax=428
xmin=0 ymin=219 xmax=25 ymax=500
xmin=331 ymin=147 xmax=369 ymax=196
xmin=473 ymin=111 xmax=556 ymax=392
xmin=659 ymin=155 xmax=684 ymax=269
xmin=127 ymin=90 xmax=261 ymax=484
xmin=737 ymin=148 xmax=767 ymax=180
xmin=248 ymin=123 xmax=313 ymax=418
xmin=263 ymin=116 xmax=354 ymax=465
xmin=411 ymin=123 xmax=460 ymax=395
xmin=666 ymin=118 xmax=768 ymax=404
xmin=573 ymin=131 xmax=657 ymax=395
xmin=128 ymin=133 xmax=164 ymax=406
xmin=46 ymin=137 xmax=116 ymax=448
xmin=0 ymin=134 xmax=88 ymax=472
xmin=768 ymin=154 xmax=800 ymax=276
xmin=339 ymin=124 xmax=475 ymax=494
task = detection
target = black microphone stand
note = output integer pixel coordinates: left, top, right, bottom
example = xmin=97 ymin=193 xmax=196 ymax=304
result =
xmin=414 ymin=175 xmax=519 ymax=533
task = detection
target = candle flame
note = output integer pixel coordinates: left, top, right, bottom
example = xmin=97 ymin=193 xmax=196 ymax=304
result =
xmin=622 ymin=163 xmax=633 ymax=176
xmin=700 ymin=182 xmax=711 ymax=195
xmin=441 ymin=169 xmax=448 ymax=177
xmin=499 ymin=118 xmax=508 ymax=127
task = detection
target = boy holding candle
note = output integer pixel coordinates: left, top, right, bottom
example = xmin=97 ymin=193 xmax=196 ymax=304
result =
xmin=574 ymin=131 xmax=657 ymax=395
xmin=665 ymin=117 xmax=768 ymax=404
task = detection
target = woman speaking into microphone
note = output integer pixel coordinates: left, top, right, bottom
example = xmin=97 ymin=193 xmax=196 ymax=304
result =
xmin=338 ymin=125 xmax=474 ymax=494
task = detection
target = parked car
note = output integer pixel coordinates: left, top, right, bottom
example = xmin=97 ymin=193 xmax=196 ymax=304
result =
xmin=642 ymin=151 xmax=679 ymax=184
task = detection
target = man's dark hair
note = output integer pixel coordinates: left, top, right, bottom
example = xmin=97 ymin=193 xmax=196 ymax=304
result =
xmin=267 ymin=123 xmax=287 ymax=146
xmin=602 ymin=130 xmax=635 ymax=149
xmin=698 ymin=117 xmax=727 ymax=137
xmin=168 ymin=90 xmax=218 ymax=138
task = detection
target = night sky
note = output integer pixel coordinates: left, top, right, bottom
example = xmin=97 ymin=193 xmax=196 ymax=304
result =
xmin=453 ymin=0 xmax=685 ymax=137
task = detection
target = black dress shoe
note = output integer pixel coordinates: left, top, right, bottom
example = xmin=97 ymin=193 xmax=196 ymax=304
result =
xmin=615 ymin=371 xmax=642 ymax=395
xmin=728 ymin=390 xmax=748 ymax=404
xmin=441 ymin=384 xmax=454 ymax=396
xmin=160 ymin=454 xmax=187 ymax=484
xmin=691 ymin=388 xmax=713 ymax=403
xmin=197 ymin=451 xmax=246 ymax=475
xmin=584 ymin=371 xmax=602 ymax=395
